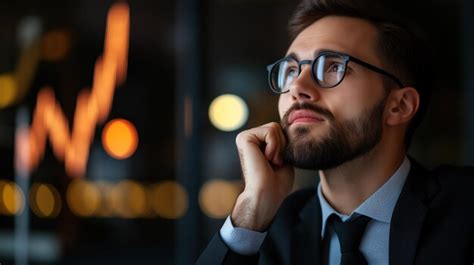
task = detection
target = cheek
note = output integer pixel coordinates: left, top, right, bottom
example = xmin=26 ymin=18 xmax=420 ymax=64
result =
xmin=332 ymin=95 xmax=365 ymax=119
xmin=331 ymin=83 xmax=384 ymax=119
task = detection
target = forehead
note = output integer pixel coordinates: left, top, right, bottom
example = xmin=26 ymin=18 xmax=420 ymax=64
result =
xmin=287 ymin=16 xmax=380 ymax=63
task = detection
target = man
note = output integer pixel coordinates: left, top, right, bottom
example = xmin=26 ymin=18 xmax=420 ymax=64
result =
xmin=197 ymin=0 xmax=474 ymax=264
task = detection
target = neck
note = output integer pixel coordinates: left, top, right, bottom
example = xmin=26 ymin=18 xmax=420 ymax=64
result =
xmin=319 ymin=140 xmax=406 ymax=215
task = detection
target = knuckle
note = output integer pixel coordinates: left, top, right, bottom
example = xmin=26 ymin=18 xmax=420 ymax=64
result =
xmin=267 ymin=122 xmax=280 ymax=130
xmin=267 ymin=123 xmax=280 ymax=137
xmin=235 ymin=130 xmax=250 ymax=145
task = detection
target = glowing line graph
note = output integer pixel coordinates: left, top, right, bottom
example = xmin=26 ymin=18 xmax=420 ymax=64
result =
xmin=17 ymin=2 xmax=130 ymax=178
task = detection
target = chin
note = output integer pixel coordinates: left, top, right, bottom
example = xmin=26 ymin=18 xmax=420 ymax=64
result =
xmin=288 ymin=123 xmax=327 ymax=139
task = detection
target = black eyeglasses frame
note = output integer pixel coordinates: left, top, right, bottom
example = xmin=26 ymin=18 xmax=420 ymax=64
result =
xmin=266 ymin=51 xmax=404 ymax=94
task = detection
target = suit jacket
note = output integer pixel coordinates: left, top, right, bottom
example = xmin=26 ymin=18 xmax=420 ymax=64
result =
xmin=197 ymin=159 xmax=474 ymax=265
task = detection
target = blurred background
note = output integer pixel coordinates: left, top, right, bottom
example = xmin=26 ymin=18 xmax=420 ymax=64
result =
xmin=0 ymin=0 xmax=472 ymax=264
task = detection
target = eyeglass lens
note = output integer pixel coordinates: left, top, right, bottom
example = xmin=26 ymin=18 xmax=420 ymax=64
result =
xmin=270 ymin=54 xmax=347 ymax=92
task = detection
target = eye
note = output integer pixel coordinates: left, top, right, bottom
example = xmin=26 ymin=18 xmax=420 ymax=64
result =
xmin=284 ymin=67 xmax=299 ymax=86
xmin=287 ymin=67 xmax=299 ymax=77
xmin=327 ymin=63 xmax=345 ymax=73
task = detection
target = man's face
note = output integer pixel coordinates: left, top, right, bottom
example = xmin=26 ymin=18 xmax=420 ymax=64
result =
xmin=278 ymin=16 xmax=389 ymax=170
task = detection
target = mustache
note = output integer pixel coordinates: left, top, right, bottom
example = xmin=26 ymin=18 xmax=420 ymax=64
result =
xmin=280 ymin=102 xmax=335 ymax=129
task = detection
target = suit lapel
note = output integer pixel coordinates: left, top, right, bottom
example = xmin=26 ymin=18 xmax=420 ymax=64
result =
xmin=389 ymin=159 xmax=439 ymax=265
xmin=291 ymin=193 xmax=323 ymax=265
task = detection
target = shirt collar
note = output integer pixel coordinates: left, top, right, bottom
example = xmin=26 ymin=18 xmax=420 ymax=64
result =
xmin=317 ymin=156 xmax=411 ymax=237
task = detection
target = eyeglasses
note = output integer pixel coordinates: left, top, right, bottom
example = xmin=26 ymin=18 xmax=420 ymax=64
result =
xmin=266 ymin=51 xmax=404 ymax=94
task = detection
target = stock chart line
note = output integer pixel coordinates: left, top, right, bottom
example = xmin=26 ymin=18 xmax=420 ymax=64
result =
xmin=16 ymin=2 xmax=130 ymax=178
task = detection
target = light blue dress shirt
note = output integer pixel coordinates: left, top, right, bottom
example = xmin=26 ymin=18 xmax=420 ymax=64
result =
xmin=220 ymin=157 xmax=411 ymax=264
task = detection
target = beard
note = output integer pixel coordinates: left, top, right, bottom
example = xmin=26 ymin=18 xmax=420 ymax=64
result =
xmin=281 ymin=98 xmax=386 ymax=170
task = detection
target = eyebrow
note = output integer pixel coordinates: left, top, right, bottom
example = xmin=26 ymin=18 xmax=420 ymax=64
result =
xmin=286 ymin=48 xmax=349 ymax=61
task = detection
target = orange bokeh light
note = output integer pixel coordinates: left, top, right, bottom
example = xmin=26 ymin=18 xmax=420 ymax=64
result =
xmin=102 ymin=119 xmax=138 ymax=159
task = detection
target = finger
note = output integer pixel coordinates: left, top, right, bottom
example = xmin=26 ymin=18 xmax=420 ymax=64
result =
xmin=262 ymin=126 xmax=280 ymax=163
xmin=275 ymin=124 xmax=287 ymax=166
xmin=261 ymin=122 xmax=285 ymax=166
xmin=236 ymin=125 xmax=280 ymax=163
xmin=236 ymin=128 xmax=279 ymax=180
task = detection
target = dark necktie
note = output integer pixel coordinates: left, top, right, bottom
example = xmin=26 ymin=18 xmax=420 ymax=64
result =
xmin=329 ymin=214 xmax=372 ymax=265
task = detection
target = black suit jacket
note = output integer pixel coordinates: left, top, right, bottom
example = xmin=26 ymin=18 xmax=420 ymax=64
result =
xmin=197 ymin=159 xmax=474 ymax=264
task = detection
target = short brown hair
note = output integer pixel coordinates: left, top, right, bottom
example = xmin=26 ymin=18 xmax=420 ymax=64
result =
xmin=289 ymin=0 xmax=433 ymax=148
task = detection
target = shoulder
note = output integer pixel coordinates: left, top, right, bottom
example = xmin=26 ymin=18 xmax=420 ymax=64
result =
xmin=431 ymin=164 xmax=474 ymax=191
xmin=410 ymin=160 xmax=474 ymax=216
xmin=432 ymin=164 xmax=474 ymax=179
xmin=409 ymin=158 xmax=474 ymax=191
xmin=431 ymin=164 xmax=474 ymax=209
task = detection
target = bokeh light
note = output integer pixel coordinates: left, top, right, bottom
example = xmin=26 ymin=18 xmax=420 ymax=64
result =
xmin=41 ymin=29 xmax=72 ymax=62
xmin=17 ymin=16 xmax=42 ymax=48
xmin=109 ymin=180 xmax=148 ymax=218
xmin=209 ymin=94 xmax=248 ymax=131
xmin=102 ymin=119 xmax=138 ymax=159
xmin=199 ymin=179 xmax=241 ymax=219
xmin=149 ymin=181 xmax=188 ymax=219
xmin=0 ymin=180 xmax=25 ymax=215
xmin=0 ymin=74 xmax=18 ymax=108
xmin=0 ymin=181 xmax=9 ymax=215
xmin=66 ymin=179 xmax=101 ymax=217
xmin=94 ymin=181 xmax=114 ymax=217
xmin=29 ymin=183 xmax=62 ymax=218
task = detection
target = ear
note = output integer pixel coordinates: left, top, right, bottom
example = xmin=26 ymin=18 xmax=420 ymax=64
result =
xmin=385 ymin=87 xmax=420 ymax=126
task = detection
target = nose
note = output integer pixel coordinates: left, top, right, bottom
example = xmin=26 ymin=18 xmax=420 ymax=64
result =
xmin=288 ymin=64 xmax=321 ymax=102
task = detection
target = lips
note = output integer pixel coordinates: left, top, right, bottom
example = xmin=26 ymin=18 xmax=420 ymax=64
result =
xmin=288 ymin=110 xmax=325 ymax=125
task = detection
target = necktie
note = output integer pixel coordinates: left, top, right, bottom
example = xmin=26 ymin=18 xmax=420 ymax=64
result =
xmin=330 ymin=214 xmax=372 ymax=265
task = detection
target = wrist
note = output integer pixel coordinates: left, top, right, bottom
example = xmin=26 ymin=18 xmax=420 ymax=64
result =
xmin=231 ymin=190 xmax=283 ymax=231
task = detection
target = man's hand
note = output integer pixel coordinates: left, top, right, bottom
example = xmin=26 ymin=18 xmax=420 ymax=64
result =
xmin=231 ymin=122 xmax=295 ymax=231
